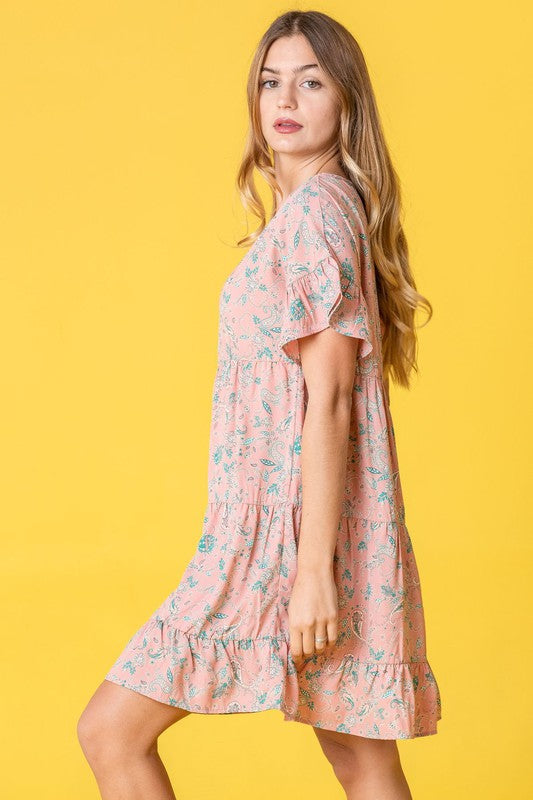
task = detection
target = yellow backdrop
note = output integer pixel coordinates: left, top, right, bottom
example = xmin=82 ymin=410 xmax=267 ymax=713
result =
xmin=1 ymin=2 xmax=531 ymax=798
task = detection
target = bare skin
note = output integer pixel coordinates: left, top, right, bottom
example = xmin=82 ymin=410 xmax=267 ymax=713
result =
xmin=77 ymin=679 xmax=190 ymax=799
xmin=77 ymin=680 xmax=411 ymax=800
xmin=313 ymin=728 xmax=413 ymax=800
xmin=78 ymin=31 xmax=414 ymax=800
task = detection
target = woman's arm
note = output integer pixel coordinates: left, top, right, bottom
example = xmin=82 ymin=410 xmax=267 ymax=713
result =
xmin=287 ymin=326 xmax=360 ymax=668
xmin=297 ymin=329 xmax=356 ymax=568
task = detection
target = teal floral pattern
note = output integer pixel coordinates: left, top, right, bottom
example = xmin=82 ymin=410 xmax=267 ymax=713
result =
xmin=104 ymin=173 xmax=442 ymax=739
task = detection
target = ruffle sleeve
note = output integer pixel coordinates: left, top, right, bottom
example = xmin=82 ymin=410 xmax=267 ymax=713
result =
xmin=278 ymin=192 xmax=374 ymax=364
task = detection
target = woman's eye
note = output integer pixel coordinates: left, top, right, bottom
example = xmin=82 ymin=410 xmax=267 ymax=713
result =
xmin=259 ymin=79 xmax=322 ymax=89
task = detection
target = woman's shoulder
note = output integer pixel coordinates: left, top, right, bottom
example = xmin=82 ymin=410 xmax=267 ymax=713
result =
xmin=281 ymin=172 xmax=366 ymax=235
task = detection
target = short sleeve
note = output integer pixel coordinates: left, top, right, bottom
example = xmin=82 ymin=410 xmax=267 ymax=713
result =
xmin=278 ymin=185 xmax=374 ymax=364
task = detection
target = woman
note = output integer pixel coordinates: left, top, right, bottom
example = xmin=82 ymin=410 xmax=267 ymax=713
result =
xmin=78 ymin=10 xmax=442 ymax=799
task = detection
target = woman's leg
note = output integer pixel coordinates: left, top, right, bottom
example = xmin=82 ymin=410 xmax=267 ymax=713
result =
xmin=77 ymin=679 xmax=191 ymax=800
xmin=313 ymin=727 xmax=413 ymax=800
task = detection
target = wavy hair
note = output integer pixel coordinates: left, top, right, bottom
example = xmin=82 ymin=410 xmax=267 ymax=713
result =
xmin=235 ymin=10 xmax=433 ymax=389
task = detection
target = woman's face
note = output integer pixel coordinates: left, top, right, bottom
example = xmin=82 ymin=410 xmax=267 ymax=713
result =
xmin=259 ymin=34 xmax=340 ymax=171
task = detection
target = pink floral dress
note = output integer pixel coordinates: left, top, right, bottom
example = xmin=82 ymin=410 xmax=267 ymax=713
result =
xmin=104 ymin=172 xmax=442 ymax=739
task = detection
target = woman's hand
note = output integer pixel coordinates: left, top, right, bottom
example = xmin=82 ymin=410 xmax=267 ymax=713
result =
xmin=288 ymin=564 xmax=339 ymax=670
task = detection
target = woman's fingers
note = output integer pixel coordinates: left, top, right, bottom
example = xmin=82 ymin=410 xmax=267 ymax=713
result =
xmin=290 ymin=624 xmax=336 ymax=669
xmin=289 ymin=630 xmax=306 ymax=670
xmin=326 ymin=619 xmax=338 ymax=653
xmin=313 ymin=626 xmax=328 ymax=655
xmin=302 ymin=627 xmax=316 ymax=658
xmin=287 ymin=569 xmax=339 ymax=667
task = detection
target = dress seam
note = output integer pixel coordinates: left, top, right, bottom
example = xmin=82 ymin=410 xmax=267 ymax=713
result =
xmin=216 ymin=358 xmax=380 ymax=382
xmin=204 ymin=500 xmax=405 ymax=523
xmin=159 ymin=624 xmax=431 ymax=664
xmin=273 ymin=365 xmax=302 ymax=637
xmin=287 ymin=370 xmax=302 ymax=503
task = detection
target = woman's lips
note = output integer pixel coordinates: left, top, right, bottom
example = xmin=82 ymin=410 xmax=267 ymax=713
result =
xmin=274 ymin=122 xmax=303 ymax=133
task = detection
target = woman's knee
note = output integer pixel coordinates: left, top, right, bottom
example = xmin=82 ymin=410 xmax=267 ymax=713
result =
xmin=77 ymin=702 xmax=119 ymax=768
xmin=76 ymin=680 xmax=189 ymax=767
xmin=76 ymin=694 xmax=144 ymax=768
xmin=313 ymin=727 xmax=401 ymax=787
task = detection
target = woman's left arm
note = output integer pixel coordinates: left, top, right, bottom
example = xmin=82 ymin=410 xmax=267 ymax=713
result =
xmin=287 ymin=326 xmax=359 ymax=669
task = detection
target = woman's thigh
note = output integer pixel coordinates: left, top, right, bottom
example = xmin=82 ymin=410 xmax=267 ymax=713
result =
xmin=78 ymin=679 xmax=191 ymax=756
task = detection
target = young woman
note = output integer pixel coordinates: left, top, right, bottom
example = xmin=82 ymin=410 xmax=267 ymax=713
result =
xmin=78 ymin=10 xmax=442 ymax=800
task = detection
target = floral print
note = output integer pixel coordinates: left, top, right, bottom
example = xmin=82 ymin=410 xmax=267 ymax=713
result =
xmin=104 ymin=173 xmax=442 ymax=739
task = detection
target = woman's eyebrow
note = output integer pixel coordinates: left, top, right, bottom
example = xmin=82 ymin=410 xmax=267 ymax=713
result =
xmin=260 ymin=63 xmax=320 ymax=75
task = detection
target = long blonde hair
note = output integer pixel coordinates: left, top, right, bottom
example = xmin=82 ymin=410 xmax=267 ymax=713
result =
xmin=235 ymin=10 xmax=433 ymax=389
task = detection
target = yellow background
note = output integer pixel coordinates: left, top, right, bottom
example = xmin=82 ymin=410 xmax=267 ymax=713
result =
xmin=1 ymin=2 xmax=531 ymax=798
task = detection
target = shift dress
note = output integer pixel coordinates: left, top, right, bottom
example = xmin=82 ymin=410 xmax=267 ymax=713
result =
xmin=104 ymin=171 xmax=442 ymax=739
